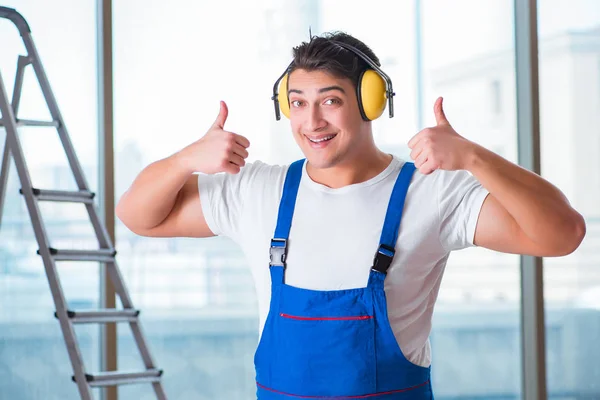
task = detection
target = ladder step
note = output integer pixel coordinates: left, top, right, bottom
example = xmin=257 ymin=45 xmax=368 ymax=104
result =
xmin=38 ymin=247 xmax=116 ymax=262
xmin=20 ymin=188 xmax=95 ymax=203
xmin=55 ymin=309 xmax=140 ymax=324
xmin=17 ymin=119 xmax=59 ymax=127
xmin=0 ymin=119 xmax=60 ymax=128
xmin=72 ymin=369 xmax=163 ymax=387
xmin=0 ymin=118 xmax=60 ymax=127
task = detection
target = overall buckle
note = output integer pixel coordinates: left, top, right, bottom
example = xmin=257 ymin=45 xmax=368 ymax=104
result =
xmin=269 ymin=238 xmax=287 ymax=267
xmin=372 ymin=244 xmax=395 ymax=274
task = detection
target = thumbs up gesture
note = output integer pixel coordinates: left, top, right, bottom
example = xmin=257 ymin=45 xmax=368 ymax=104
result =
xmin=178 ymin=101 xmax=251 ymax=175
xmin=407 ymin=97 xmax=475 ymax=175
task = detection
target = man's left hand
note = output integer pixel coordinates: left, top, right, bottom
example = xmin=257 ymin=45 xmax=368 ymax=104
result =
xmin=408 ymin=97 xmax=477 ymax=175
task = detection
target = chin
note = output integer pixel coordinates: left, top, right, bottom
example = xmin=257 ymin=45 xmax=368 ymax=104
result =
xmin=303 ymin=152 xmax=342 ymax=170
xmin=306 ymin=159 xmax=331 ymax=170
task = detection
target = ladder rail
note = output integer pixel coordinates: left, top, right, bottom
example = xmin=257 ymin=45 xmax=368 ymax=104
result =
xmin=86 ymin=195 xmax=117 ymax=256
xmin=83 ymin=193 xmax=159 ymax=370
xmin=12 ymin=55 xmax=29 ymax=116
xmin=106 ymin=260 xmax=159 ymax=367
xmin=84 ymin=178 xmax=165 ymax=375
xmin=0 ymin=55 xmax=28 ymax=230
xmin=0 ymin=6 xmax=30 ymax=35
xmin=0 ymin=68 xmax=94 ymax=400
xmin=0 ymin=135 xmax=10 ymax=229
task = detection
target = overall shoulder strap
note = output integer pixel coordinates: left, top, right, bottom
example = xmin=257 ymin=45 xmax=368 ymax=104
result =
xmin=372 ymin=161 xmax=417 ymax=274
xmin=270 ymin=159 xmax=304 ymax=268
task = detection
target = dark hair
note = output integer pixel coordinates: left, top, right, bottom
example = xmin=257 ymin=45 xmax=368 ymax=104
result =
xmin=289 ymin=31 xmax=381 ymax=89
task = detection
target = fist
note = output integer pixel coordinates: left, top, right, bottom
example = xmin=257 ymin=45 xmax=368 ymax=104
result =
xmin=179 ymin=101 xmax=250 ymax=175
xmin=408 ymin=97 xmax=474 ymax=175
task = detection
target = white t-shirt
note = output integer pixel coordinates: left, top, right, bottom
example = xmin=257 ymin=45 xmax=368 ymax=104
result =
xmin=197 ymin=155 xmax=489 ymax=368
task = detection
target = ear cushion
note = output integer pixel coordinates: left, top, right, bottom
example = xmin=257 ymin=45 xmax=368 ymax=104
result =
xmin=278 ymin=73 xmax=290 ymax=119
xmin=359 ymin=69 xmax=387 ymax=120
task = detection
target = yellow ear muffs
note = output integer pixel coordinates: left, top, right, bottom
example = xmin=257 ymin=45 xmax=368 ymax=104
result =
xmin=277 ymin=73 xmax=291 ymax=119
xmin=358 ymin=69 xmax=387 ymax=121
xmin=272 ymin=40 xmax=395 ymax=121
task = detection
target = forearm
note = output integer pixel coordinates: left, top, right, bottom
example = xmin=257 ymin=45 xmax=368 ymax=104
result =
xmin=116 ymin=151 xmax=192 ymax=230
xmin=466 ymin=144 xmax=585 ymax=248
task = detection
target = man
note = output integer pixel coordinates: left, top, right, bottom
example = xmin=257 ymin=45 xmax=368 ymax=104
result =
xmin=116 ymin=31 xmax=585 ymax=399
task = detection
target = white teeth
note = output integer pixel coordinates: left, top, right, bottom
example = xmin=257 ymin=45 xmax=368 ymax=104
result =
xmin=308 ymin=135 xmax=335 ymax=143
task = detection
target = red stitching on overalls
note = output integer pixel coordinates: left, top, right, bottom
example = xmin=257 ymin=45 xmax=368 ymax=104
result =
xmin=256 ymin=380 xmax=430 ymax=398
xmin=279 ymin=313 xmax=373 ymax=321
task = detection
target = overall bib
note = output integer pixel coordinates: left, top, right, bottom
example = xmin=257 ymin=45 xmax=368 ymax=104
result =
xmin=254 ymin=159 xmax=434 ymax=399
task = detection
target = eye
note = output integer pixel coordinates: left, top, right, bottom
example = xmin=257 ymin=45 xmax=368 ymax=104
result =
xmin=290 ymin=100 xmax=304 ymax=107
xmin=324 ymin=98 xmax=341 ymax=105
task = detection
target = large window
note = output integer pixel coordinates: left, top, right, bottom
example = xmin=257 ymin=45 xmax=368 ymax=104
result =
xmin=538 ymin=1 xmax=600 ymax=398
xmin=0 ymin=1 xmax=99 ymax=399
xmin=2 ymin=1 xmax=594 ymax=399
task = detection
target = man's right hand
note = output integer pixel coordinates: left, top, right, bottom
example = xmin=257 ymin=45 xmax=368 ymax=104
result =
xmin=178 ymin=100 xmax=251 ymax=175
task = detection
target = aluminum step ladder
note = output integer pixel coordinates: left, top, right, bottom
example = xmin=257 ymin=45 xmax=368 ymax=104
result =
xmin=0 ymin=7 xmax=167 ymax=400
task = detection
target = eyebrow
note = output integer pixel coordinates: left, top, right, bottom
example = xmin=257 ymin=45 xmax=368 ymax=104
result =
xmin=288 ymin=85 xmax=346 ymax=95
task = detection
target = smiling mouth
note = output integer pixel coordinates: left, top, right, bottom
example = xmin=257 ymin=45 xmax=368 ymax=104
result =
xmin=306 ymin=134 xmax=337 ymax=143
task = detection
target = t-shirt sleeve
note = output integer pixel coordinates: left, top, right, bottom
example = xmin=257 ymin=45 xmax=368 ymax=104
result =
xmin=197 ymin=161 xmax=265 ymax=243
xmin=436 ymin=169 xmax=490 ymax=252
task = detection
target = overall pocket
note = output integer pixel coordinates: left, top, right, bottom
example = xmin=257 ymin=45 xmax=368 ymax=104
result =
xmin=269 ymin=310 xmax=377 ymax=397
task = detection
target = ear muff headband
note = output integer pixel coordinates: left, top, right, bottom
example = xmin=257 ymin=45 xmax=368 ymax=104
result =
xmin=271 ymin=41 xmax=395 ymax=121
xmin=276 ymin=72 xmax=290 ymax=120
xmin=272 ymin=62 xmax=293 ymax=120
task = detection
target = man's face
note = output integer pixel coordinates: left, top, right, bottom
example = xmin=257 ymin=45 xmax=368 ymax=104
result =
xmin=287 ymin=69 xmax=368 ymax=169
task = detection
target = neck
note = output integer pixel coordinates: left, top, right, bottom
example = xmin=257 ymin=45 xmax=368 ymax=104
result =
xmin=306 ymin=148 xmax=393 ymax=189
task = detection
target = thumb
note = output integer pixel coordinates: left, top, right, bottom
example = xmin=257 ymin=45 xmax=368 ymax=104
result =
xmin=213 ymin=100 xmax=228 ymax=129
xmin=434 ymin=97 xmax=450 ymax=126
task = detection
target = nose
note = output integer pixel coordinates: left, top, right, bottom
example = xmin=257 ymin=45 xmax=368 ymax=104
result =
xmin=306 ymin=104 xmax=327 ymax=132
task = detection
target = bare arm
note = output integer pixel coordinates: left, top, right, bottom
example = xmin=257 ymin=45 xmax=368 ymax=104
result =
xmin=116 ymin=154 xmax=214 ymax=238
xmin=409 ymin=97 xmax=585 ymax=257
xmin=469 ymin=146 xmax=586 ymax=257
xmin=115 ymin=101 xmax=249 ymax=238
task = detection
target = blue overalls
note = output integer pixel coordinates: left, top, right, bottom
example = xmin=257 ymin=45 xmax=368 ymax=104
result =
xmin=254 ymin=159 xmax=434 ymax=399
